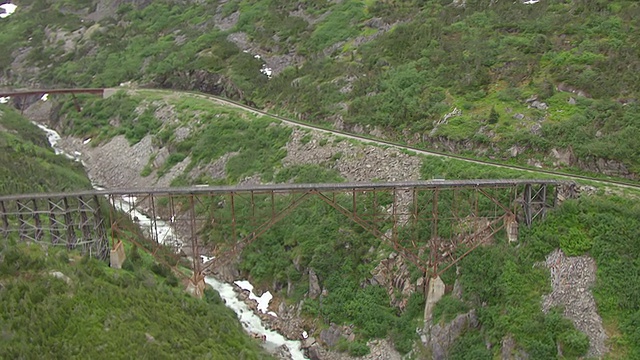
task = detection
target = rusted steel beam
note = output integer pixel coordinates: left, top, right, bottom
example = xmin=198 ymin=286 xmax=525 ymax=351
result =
xmin=0 ymin=180 xmax=568 ymax=202
xmin=63 ymin=197 xmax=76 ymax=250
xmin=92 ymin=195 xmax=108 ymax=260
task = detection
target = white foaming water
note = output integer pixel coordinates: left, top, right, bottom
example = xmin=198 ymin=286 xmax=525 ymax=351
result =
xmin=234 ymin=280 xmax=278 ymax=317
xmin=205 ymin=277 xmax=306 ymax=359
xmin=34 ymin=121 xmax=308 ymax=360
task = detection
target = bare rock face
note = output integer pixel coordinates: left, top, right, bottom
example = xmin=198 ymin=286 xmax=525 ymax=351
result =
xmin=308 ymin=268 xmax=321 ymax=299
xmin=319 ymin=324 xmax=342 ymax=348
xmin=369 ymin=254 xmax=415 ymax=310
xmin=427 ymin=310 xmax=479 ymax=360
xmin=541 ymin=249 xmax=608 ymax=358
xmin=501 ymin=335 xmax=529 ymax=360
xmin=550 ymin=148 xmax=576 ymax=167
xmin=150 ymin=70 xmax=244 ymax=100
xmin=577 ymin=157 xmax=636 ymax=180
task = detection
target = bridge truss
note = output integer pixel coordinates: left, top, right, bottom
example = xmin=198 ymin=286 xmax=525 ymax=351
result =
xmin=0 ymin=180 xmax=573 ymax=294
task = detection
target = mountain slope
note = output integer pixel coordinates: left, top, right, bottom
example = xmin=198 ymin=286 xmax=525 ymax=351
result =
xmin=1 ymin=0 xmax=640 ymax=180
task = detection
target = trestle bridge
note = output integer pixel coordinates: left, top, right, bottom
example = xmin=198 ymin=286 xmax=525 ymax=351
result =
xmin=0 ymin=179 xmax=573 ymax=296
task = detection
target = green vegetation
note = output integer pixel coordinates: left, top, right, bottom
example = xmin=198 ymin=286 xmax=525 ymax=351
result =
xmin=0 ymin=107 xmax=272 ymax=359
xmin=0 ymin=107 xmax=92 ymax=194
xmin=61 ymin=92 xmax=292 ymax=183
xmin=425 ymin=157 xmax=640 ymax=358
xmin=3 ymin=1 xmax=640 ymax=356
xmin=0 ymin=240 xmax=270 ymax=359
xmin=3 ymin=0 xmax=640 ymax=179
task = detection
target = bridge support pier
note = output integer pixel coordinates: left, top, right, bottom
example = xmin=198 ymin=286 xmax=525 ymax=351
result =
xmin=110 ymin=240 xmax=126 ymax=269
xmin=186 ymin=273 xmax=206 ymax=298
xmin=423 ymin=276 xmax=446 ymax=326
xmin=506 ymin=214 xmax=519 ymax=243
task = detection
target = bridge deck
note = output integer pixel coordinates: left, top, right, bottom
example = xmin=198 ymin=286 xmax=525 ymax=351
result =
xmin=0 ymin=179 xmax=566 ymax=201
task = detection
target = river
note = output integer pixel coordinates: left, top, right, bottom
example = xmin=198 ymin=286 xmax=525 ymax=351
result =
xmin=34 ymin=119 xmax=308 ymax=360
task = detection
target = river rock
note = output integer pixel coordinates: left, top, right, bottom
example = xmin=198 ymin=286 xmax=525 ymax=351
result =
xmin=302 ymin=336 xmax=317 ymax=349
xmin=274 ymin=344 xmax=293 ymax=360
xmin=307 ymin=344 xmax=323 ymax=360
xmin=319 ymin=324 xmax=342 ymax=348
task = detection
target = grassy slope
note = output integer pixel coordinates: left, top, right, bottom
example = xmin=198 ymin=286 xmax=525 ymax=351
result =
xmin=2 ymin=0 xmax=640 ymax=178
xmin=0 ymin=105 xmax=272 ymax=359
xmin=0 ymin=107 xmax=92 ymax=194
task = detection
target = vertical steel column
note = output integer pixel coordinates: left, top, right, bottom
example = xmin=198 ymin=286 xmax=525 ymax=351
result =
xmin=109 ymin=194 xmax=120 ymax=250
xmin=431 ymin=188 xmax=439 ymax=276
xmin=392 ymin=188 xmax=398 ymax=241
xmin=63 ymin=197 xmax=77 ymax=249
xmin=230 ymin=192 xmax=237 ymax=244
xmin=17 ymin=200 xmax=27 ymax=241
xmin=189 ymin=195 xmax=201 ymax=281
xmin=250 ymin=191 xmax=256 ymax=229
xmin=32 ymin=199 xmax=43 ymax=241
xmin=93 ymin=195 xmax=108 ymax=260
xmin=523 ymin=184 xmax=532 ymax=227
xmin=540 ymin=184 xmax=548 ymax=219
xmin=0 ymin=201 xmax=8 ymax=237
xmin=78 ymin=196 xmax=92 ymax=255
xmin=412 ymin=187 xmax=418 ymax=249
xmin=48 ymin=198 xmax=62 ymax=244
xmin=150 ymin=193 xmax=159 ymax=244
xmin=352 ymin=189 xmax=357 ymax=216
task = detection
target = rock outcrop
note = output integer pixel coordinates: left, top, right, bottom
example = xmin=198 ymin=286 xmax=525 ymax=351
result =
xmin=542 ymin=249 xmax=608 ymax=357
xmin=426 ymin=310 xmax=479 ymax=360
xmin=369 ymin=253 xmax=416 ymax=310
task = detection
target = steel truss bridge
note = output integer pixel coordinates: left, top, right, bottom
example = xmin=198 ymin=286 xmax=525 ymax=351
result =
xmin=0 ymin=179 xmax=573 ymax=294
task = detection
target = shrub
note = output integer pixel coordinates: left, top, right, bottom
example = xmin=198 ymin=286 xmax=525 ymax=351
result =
xmin=558 ymin=330 xmax=590 ymax=357
xmin=348 ymin=340 xmax=370 ymax=357
xmin=559 ymin=227 xmax=593 ymax=256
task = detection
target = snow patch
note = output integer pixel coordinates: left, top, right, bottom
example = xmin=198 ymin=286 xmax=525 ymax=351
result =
xmin=260 ymin=65 xmax=273 ymax=78
xmin=234 ymin=280 xmax=276 ymax=315
xmin=0 ymin=3 xmax=17 ymax=18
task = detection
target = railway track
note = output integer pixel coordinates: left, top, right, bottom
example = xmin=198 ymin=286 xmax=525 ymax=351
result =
xmin=2 ymin=87 xmax=639 ymax=191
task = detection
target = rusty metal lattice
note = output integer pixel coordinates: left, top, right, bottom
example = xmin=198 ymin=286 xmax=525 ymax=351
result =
xmin=0 ymin=180 xmax=572 ymax=285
